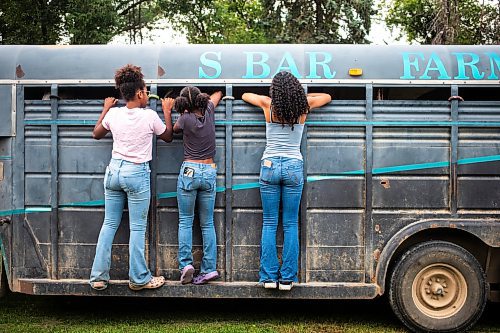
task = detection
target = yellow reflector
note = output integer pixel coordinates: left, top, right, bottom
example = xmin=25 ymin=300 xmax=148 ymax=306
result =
xmin=349 ymin=68 xmax=363 ymax=76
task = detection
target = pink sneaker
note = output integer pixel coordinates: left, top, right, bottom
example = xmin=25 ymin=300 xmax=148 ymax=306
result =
xmin=180 ymin=264 xmax=195 ymax=285
xmin=192 ymin=271 xmax=219 ymax=285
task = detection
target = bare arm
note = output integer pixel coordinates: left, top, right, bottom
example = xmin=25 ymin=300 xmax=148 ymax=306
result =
xmin=210 ymin=91 xmax=223 ymax=108
xmin=92 ymin=97 xmax=117 ymax=140
xmin=158 ymin=98 xmax=174 ymax=142
xmin=242 ymin=93 xmax=271 ymax=109
xmin=307 ymin=93 xmax=331 ymax=110
xmin=242 ymin=93 xmax=273 ymax=122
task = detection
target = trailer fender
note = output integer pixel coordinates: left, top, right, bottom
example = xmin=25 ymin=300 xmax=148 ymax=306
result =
xmin=375 ymin=218 xmax=500 ymax=295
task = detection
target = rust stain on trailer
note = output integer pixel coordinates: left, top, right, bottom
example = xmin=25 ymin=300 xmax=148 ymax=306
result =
xmin=19 ymin=279 xmax=34 ymax=294
xmin=158 ymin=65 xmax=165 ymax=77
xmin=373 ymin=249 xmax=381 ymax=261
xmin=16 ymin=65 xmax=25 ymax=78
xmin=380 ymin=178 xmax=390 ymax=189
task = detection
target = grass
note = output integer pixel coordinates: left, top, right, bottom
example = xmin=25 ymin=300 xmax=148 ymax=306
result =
xmin=0 ymin=291 xmax=498 ymax=333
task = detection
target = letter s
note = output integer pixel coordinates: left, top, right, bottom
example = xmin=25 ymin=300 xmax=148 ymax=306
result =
xmin=199 ymin=52 xmax=222 ymax=79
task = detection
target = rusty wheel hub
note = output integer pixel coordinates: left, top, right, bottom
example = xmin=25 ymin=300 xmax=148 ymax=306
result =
xmin=412 ymin=263 xmax=467 ymax=318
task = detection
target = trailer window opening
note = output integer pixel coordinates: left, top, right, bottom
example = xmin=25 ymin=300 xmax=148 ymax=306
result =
xmin=24 ymin=86 xmax=51 ymax=100
xmin=373 ymin=87 xmax=450 ymax=101
xmin=458 ymin=87 xmax=500 ymax=101
xmin=232 ymin=86 xmax=269 ymax=100
xmin=308 ymin=86 xmax=365 ymax=100
xmin=57 ymin=86 xmax=119 ymax=100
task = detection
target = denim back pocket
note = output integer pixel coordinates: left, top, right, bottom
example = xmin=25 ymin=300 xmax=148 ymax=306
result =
xmin=178 ymin=166 xmax=200 ymax=191
xmin=125 ymin=170 xmax=150 ymax=194
xmin=259 ymin=160 xmax=275 ymax=184
xmin=285 ymin=161 xmax=304 ymax=186
xmin=178 ymin=175 xmax=194 ymax=191
xmin=202 ymin=166 xmax=217 ymax=192
xmin=104 ymin=166 xmax=113 ymax=190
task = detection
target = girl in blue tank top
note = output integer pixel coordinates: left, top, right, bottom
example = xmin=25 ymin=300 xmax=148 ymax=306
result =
xmin=242 ymin=71 xmax=331 ymax=291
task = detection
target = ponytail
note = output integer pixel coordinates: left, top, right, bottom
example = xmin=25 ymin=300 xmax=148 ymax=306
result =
xmin=176 ymin=86 xmax=210 ymax=114
xmin=194 ymin=93 xmax=209 ymax=111
xmin=174 ymin=96 xmax=191 ymax=114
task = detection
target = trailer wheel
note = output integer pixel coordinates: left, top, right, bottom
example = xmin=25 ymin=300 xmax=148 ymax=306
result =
xmin=389 ymin=241 xmax=487 ymax=333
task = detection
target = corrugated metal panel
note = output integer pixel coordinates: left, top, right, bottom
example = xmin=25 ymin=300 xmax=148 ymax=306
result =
xmin=305 ymin=99 xmax=367 ymax=282
xmin=458 ymin=100 xmax=500 ymax=209
xmin=0 ymin=138 xmax=12 ymax=213
xmin=372 ymin=98 xmax=452 ymax=211
xmin=0 ymin=85 xmax=13 ymax=136
xmin=373 ymin=101 xmax=450 ymax=122
xmin=230 ymin=101 xmax=265 ymax=281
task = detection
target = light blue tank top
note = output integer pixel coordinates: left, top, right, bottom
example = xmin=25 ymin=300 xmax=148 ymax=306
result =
xmin=262 ymin=122 xmax=305 ymax=161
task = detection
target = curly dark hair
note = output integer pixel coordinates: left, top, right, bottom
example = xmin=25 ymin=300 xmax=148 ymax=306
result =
xmin=269 ymin=71 xmax=309 ymax=129
xmin=114 ymin=64 xmax=145 ymax=101
xmin=174 ymin=86 xmax=210 ymax=114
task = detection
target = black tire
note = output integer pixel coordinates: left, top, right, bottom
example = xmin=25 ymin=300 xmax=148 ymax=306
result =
xmin=389 ymin=241 xmax=488 ymax=333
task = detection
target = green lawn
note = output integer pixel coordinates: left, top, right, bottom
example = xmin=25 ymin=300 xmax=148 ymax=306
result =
xmin=0 ymin=291 xmax=498 ymax=333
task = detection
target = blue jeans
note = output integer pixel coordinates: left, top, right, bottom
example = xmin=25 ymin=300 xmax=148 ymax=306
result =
xmin=259 ymin=157 xmax=304 ymax=283
xmin=177 ymin=162 xmax=217 ymax=273
xmin=90 ymin=158 xmax=152 ymax=286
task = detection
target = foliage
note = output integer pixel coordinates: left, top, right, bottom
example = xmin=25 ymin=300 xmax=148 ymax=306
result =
xmin=65 ymin=0 xmax=121 ymax=44
xmin=0 ymin=0 xmax=376 ymax=45
xmin=160 ymin=0 xmax=375 ymax=44
xmin=262 ymin=0 xmax=375 ymax=44
xmin=386 ymin=0 xmax=500 ymax=44
xmin=113 ymin=0 xmax=164 ymax=44
xmin=0 ymin=0 xmax=163 ymax=45
xmin=0 ymin=0 xmax=67 ymax=44
xmin=159 ymin=0 xmax=269 ymax=43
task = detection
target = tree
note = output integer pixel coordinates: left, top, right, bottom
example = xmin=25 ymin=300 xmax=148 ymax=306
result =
xmin=0 ymin=0 xmax=68 ymax=44
xmin=113 ymin=0 xmax=164 ymax=44
xmin=0 ymin=0 xmax=163 ymax=45
xmin=65 ymin=0 xmax=121 ymax=44
xmin=160 ymin=0 xmax=375 ymax=44
xmin=386 ymin=0 xmax=500 ymax=44
xmin=159 ymin=0 xmax=269 ymax=43
xmin=262 ymin=0 xmax=375 ymax=43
